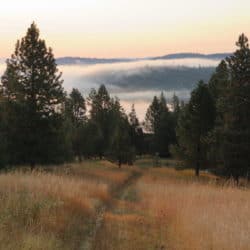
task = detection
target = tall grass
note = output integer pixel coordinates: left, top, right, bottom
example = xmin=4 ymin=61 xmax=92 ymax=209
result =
xmin=137 ymin=168 xmax=250 ymax=250
xmin=1 ymin=161 xmax=249 ymax=250
xmin=0 ymin=162 xmax=131 ymax=250
xmin=93 ymin=166 xmax=250 ymax=250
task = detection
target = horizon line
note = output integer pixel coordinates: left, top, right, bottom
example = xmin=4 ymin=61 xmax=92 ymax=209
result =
xmin=0 ymin=51 xmax=232 ymax=61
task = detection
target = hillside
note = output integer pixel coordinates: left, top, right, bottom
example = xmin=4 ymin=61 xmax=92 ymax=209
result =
xmin=56 ymin=53 xmax=230 ymax=65
xmin=93 ymin=66 xmax=215 ymax=93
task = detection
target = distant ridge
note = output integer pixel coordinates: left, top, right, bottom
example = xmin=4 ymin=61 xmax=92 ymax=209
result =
xmin=56 ymin=57 xmax=137 ymax=65
xmin=151 ymin=53 xmax=231 ymax=60
xmin=56 ymin=53 xmax=231 ymax=65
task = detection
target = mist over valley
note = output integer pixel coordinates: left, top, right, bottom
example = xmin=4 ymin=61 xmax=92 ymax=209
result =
xmin=0 ymin=54 xmax=223 ymax=119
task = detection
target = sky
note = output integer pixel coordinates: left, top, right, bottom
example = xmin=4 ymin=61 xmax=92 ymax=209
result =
xmin=0 ymin=0 xmax=250 ymax=58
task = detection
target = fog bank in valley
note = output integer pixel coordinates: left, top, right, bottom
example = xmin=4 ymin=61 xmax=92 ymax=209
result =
xmin=0 ymin=58 xmax=219 ymax=120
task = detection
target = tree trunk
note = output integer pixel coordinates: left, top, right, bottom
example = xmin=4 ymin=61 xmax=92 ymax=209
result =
xmin=99 ymin=153 xmax=102 ymax=160
xmin=78 ymin=155 xmax=82 ymax=162
xmin=195 ymin=162 xmax=200 ymax=177
xmin=234 ymin=174 xmax=239 ymax=186
xmin=30 ymin=161 xmax=35 ymax=170
xmin=195 ymin=142 xmax=201 ymax=177
xmin=118 ymin=158 xmax=122 ymax=168
xmin=247 ymin=171 xmax=250 ymax=182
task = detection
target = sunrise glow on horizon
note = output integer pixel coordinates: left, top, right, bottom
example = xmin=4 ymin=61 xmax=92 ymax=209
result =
xmin=0 ymin=0 xmax=250 ymax=58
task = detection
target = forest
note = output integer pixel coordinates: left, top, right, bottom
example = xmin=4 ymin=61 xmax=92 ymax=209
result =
xmin=0 ymin=23 xmax=250 ymax=183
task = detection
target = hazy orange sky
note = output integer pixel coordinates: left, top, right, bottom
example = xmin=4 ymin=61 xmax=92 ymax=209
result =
xmin=0 ymin=0 xmax=250 ymax=58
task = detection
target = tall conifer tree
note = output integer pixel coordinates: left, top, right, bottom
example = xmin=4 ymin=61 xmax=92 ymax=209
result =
xmin=145 ymin=93 xmax=174 ymax=156
xmin=66 ymin=88 xmax=86 ymax=161
xmin=0 ymin=23 xmax=67 ymax=167
xmin=222 ymin=34 xmax=250 ymax=181
xmin=129 ymin=104 xmax=144 ymax=155
xmin=174 ymin=81 xmax=215 ymax=176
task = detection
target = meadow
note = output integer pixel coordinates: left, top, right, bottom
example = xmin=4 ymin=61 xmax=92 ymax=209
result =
xmin=0 ymin=161 xmax=131 ymax=250
xmin=0 ymin=159 xmax=249 ymax=250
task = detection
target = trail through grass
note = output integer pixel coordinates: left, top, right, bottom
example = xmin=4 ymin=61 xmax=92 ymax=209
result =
xmin=81 ymin=169 xmax=141 ymax=250
xmin=0 ymin=161 xmax=132 ymax=250
xmin=1 ymin=159 xmax=250 ymax=250
xmin=91 ymin=161 xmax=250 ymax=250
xmin=92 ymin=169 xmax=148 ymax=250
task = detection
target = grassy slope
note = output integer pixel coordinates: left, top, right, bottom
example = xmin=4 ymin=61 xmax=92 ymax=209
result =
xmin=0 ymin=160 xmax=132 ymax=250
xmin=0 ymin=158 xmax=250 ymax=250
xmin=93 ymin=158 xmax=250 ymax=250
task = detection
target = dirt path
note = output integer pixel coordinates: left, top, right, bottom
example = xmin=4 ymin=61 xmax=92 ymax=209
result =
xmin=81 ymin=169 xmax=142 ymax=250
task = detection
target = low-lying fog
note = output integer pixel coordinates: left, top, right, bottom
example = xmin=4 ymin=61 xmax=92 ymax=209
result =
xmin=0 ymin=58 xmax=219 ymax=121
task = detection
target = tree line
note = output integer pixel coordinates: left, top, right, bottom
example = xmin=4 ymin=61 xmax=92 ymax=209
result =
xmin=171 ymin=34 xmax=250 ymax=182
xmin=0 ymin=23 xmax=167 ymax=168
xmin=0 ymin=23 xmax=249 ymax=182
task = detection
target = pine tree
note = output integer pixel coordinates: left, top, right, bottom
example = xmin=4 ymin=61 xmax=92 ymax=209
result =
xmin=172 ymin=93 xmax=181 ymax=116
xmin=66 ymin=88 xmax=86 ymax=161
xmin=222 ymin=34 xmax=250 ymax=182
xmin=0 ymin=23 xmax=67 ymax=167
xmin=128 ymin=104 xmax=144 ymax=156
xmin=129 ymin=104 xmax=139 ymax=128
xmin=170 ymin=93 xmax=181 ymax=144
xmin=88 ymin=85 xmax=114 ymax=158
xmin=145 ymin=96 xmax=161 ymax=133
xmin=173 ymin=81 xmax=215 ymax=176
xmin=110 ymin=103 xmax=135 ymax=167
xmin=145 ymin=93 xmax=174 ymax=156
xmin=206 ymin=60 xmax=230 ymax=167
xmin=0 ymin=98 xmax=8 ymax=167
xmin=208 ymin=60 xmax=229 ymax=101
xmin=155 ymin=110 xmax=175 ymax=157
xmin=81 ymin=121 xmax=102 ymax=158
xmin=67 ymin=88 xmax=86 ymax=124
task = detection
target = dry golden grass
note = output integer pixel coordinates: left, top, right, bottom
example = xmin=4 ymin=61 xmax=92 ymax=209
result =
xmin=94 ymin=211 xmax=155 ymax=250
xmin=93 ymin=170 xmax=167 ymax=250
xmin=0 ymin=161 xmax=131 ymax=250
xmin=1 ymin=160 xmax=250 ymax=250
xmin=0 ymin=171 xmax=110 ymax=210
xmin=136 ymin=168 xmax=250 ymax=250
xmin=70 ymin=166 xmax=131 ymax=186
xmin=93 ymin=165 xmax=250 ymax=250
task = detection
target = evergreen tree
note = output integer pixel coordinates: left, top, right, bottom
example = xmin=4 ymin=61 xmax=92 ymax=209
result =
xmin=0 ymin=23 xmax=67 ymax=167
xmin=206 ymin=60 xmax=230 ymax=167
xmin=208 ymin=60 xmax=229 ymax=101
xmin=128 ymin=104 xmax=144 ymax=156
xmin=145 ymin=96 xmax=162 ymax=133
xmin=145 ymin=93 xmax=174 ymax=156
xmin=222 ymin=34 xmax=250 ymax=182
xmin=0 ymin=98 xmax=8 ymax=168
xmin=172 ymin=93 xmax=181 ymax=116
xmin=67 ymin=88 xmax=86 ymax=124
xmin=81 ymin=121 xmax=102 ymax=158
xmin=173 ymin=81 xmax=215 ymax=176
xmin=110 ymin=102 xmax=135 ymax=167
xmin=66 ymin=88 xmax=86 ymax=161
xmin=155 ymin=110 xmax=175 ymax=156
xmin=170 ymin=93 xmax=182 ymax=145
xmin=88 ymin=85 xmax=113 ymax=158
